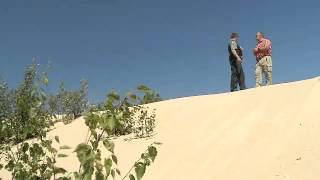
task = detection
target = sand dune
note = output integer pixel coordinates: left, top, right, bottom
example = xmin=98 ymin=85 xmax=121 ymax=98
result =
xmin=1 ymin=77 xmax=320 ymax=179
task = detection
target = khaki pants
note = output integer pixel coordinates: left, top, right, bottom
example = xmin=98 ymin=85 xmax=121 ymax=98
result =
xmin=255 ymin=56 xmax=272 ymax=87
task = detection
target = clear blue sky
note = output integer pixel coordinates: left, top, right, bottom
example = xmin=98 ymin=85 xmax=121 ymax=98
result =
xmin=0 ymin=0 xmax=319 ymax=103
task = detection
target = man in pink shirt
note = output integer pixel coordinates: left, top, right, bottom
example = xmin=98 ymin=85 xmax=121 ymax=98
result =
xmin=253 ymin=32 xmax=272 ymax=87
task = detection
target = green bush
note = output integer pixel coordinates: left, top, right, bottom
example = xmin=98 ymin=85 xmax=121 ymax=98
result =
xmin=0 ymin=80 xmax=13 ymax=143
xmin=72 ymin=87 xmax=160 ymax=180
xmin=92 ymin=87 xmax=158 ymax=138
xmin=0 ymin=81 xmax=11 ymax=121
xmin=47 ymin=80 xmax=89 ymax=124
xmin=0 ymin=62 xmax=160 ymax=180
xmin=60 ymin=80 xmax=88 ymax=120
xmin=136 ymin=85 xmax=161 ymax=104
xmin=0 ymin=62 xmax=53 ymax=144
xmin=0 ymin=62 xmax=60 ymax=179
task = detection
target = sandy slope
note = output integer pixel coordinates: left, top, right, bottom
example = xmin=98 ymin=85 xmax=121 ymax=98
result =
xmin=1 ymin=77 xmax=320 ymax=180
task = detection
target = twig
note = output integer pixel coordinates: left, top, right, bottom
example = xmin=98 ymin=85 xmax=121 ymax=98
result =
xmin=121 ymin=143 xmax=155 ymax=180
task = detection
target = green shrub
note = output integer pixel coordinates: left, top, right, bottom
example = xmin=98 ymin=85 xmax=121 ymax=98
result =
xmin=136 ymin=85 xmax=161 ymax=104
xmin=3 ymin=136 xmax=71 ymax=180
xmin=0 ymin=62 xmax=63 ymax=179
xmin=0 ymin=81 xmax=13 ymax=144
xmin=72 ymin=88 xmax=160 ymax=180
xmin=0 ymin=62 xmax=160 ymax=180
xmin=93 ymin=86 xmax=157 ymax=137
xmin=47 ymin=93 xmax=60 ymax=118
xmin=0 ymin=62 xmax=53 ymax=144
xmin=55 ymin=80 xmax=88 ymax=123
xmin=0 ymin=81 xmax=11 ymax=121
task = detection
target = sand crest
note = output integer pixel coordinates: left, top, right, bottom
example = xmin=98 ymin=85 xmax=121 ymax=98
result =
xmin=1 ymin=77 xmax=320 ymax=180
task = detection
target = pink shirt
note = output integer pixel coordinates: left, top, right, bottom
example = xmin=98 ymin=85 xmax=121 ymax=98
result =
xmin=255 ymin=38 xmax=272 ymax=61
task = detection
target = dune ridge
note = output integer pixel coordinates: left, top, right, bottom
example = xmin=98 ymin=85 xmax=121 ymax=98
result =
xmin=1 ymin=77 xmax=320 ymax=180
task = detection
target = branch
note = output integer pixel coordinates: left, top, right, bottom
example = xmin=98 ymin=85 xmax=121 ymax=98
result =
xmin=121 ymin=142 xmax=156 ymax=180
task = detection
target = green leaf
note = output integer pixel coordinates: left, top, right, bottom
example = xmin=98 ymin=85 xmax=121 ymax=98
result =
xmin=5 ymin=160 xmax=14 ymax=171
xmin=104 ymin=158 xmax=112 ymax=178
xmin=135 ymin=163 xmax=146 ymax=180
xmin=111 ymin=154 xmax=118 ymax=164
xmin=54 ymin=136 xmax=60 ymax=143
xmin=74 ymin=143 xmax=92 ymax=163
xmin=54 ymin=167 xmax=67 ymax=174
xmin=21 ymin=143 xmax=29 ymax=152
xmin=57 ymin=154 xmax=68 ymax=158
xmin=148 ymin=146 xmax=157 ymax=162
xmin=107 ymin=91 xmax=120 ymax=101
xmin=91 ymin=130 xmax=98 ymax=139
xmin=141 ymin=153 xmax=145 ymax=159
xmin=74 ymin=143 xmax=90 ymax=153
xmin=129 ymin=174 xmax=135 ymax=180
xmin=137 ymin=85 xmax=151 ymax=92
xmin=111 ymin=169 xmax=115 ymax=178
xmin=44 ymin=77 xmax=49 ymax=86
xmin=153 ymin=142 xmax=163 ymax=145
xmin=116 ymin=168 xmax=121 ymax=176
xmin=60 ymin=145 xmax=72 ymax=150
xmin=107 ymin=116 xmax=116 ymax=131
xmin=127 ymin=92 xmax=137 ymax=101
xmin=103 ymin=139 xmax=115 ymax=153
xmin=84 ymin=167 xmax=94 ymax=180
xmin=95 ymin=172 xmax=104 ymax=180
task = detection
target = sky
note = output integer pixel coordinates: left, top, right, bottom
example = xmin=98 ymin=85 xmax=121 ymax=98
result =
xmin=0 ymin=0 xmax=319 ymax=103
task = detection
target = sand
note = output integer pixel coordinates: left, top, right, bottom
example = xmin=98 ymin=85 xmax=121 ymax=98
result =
xmin=1 ymin=77 xmax=320 ymax=180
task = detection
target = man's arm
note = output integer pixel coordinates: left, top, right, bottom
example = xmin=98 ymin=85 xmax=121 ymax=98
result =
xmin=230 ymin=41 xmax=241 ymax=61
xmin=253 ymin=48 xmax=258 ymax=55
xmin=232 ymin=49 xmax=241 ymax=61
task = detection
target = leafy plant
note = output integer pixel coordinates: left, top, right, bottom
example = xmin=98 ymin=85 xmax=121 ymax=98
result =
xmin=48 ymin=94 xmax=60 ymax=118
xmin=71 ymin=87 xmax=160 ymax=179
xmin=0 ymin=81 xmax=12 ymax=122
xmin=96 ymin=88 xmax=157 ymax=137
xmin=0 ymin=80 xmax=13 ymax=144
xmin=58 ymin=80 xmax=88 ymax=123
xmin=0 ymin=62 xmax=68 ymax=179
xmin=136 ymin=85 xmax=161 ymax=104
xmin=122 ymin=142 xmax=161 ymax=180
xmin=0 ymin=62 xmax=160 ymax=180
xmin=133 ymin=107 xmax=156 ymax=138
xmin=6 ymin=62 xmax=52 ymax=143
xmin=3 ymin=136 xmax=70 ymax=180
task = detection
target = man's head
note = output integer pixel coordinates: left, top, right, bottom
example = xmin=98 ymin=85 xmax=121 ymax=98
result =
xmin=256 ymin=32 xmax=264 ymax=41
xmin=230 ymin=32 xmax=239 ymax=40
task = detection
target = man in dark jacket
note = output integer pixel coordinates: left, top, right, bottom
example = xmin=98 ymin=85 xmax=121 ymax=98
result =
xmin=228 ymin=32 xmax=246 ymax=92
